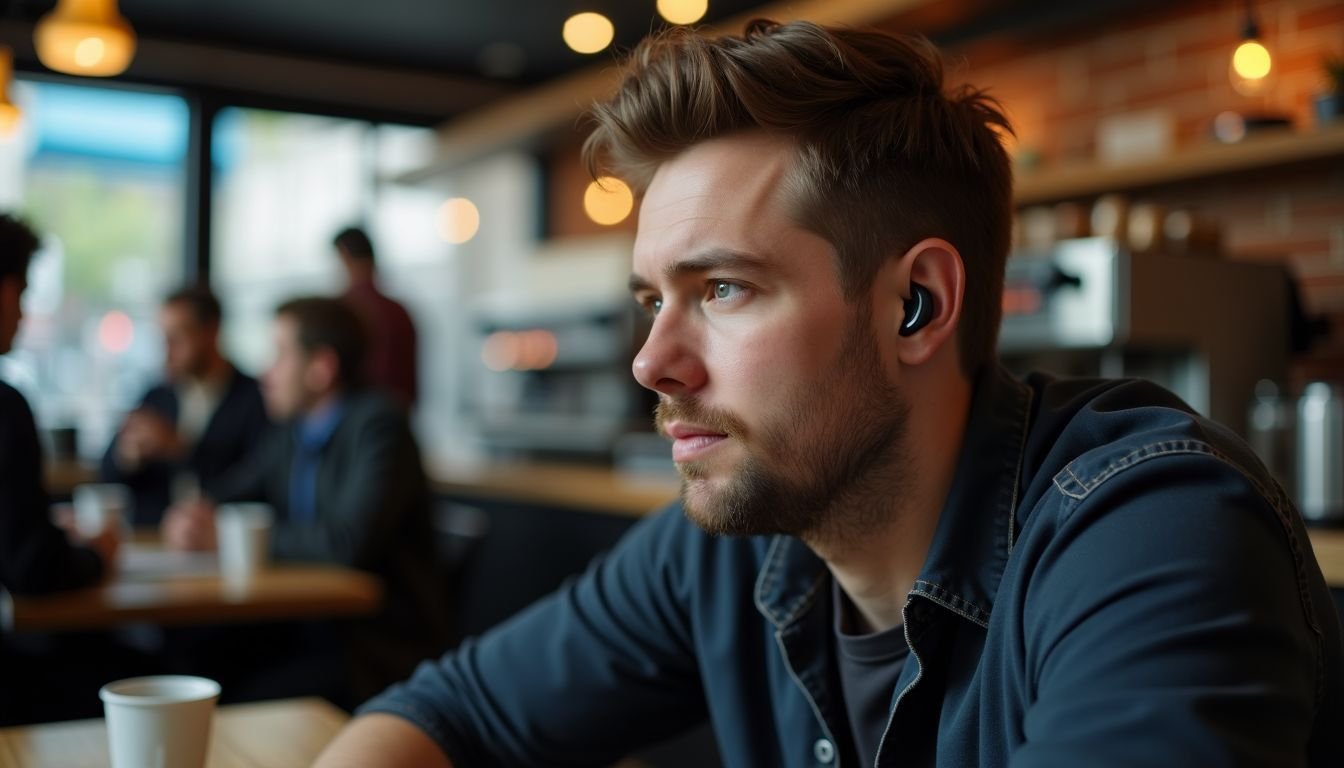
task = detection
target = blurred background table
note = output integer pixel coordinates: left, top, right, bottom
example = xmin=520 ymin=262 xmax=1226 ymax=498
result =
xmin=1 ymin=543 xmax=382 ymax=632
xmin=0 ymin=696 xmax=347 ymax=767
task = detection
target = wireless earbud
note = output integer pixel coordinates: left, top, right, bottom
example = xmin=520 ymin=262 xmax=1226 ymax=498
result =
xmin=899 ymin=283 xmax=933 ymax=337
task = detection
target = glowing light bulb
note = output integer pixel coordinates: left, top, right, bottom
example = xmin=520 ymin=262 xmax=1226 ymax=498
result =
xmin=1233 ymin=40 xmax=1272 ymax=81
xmin=563 ymin=12 xmax=614 ymax=55
xmin=438 ymin=198 xmax=481 ymax=244
xmin=583 ymin=177 xmax=634 ymax=226
xmin=658 ymin=0 xmax=708 ymax=25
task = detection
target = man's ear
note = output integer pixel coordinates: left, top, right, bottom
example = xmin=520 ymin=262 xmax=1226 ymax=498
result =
xmin=890 ymin=237 xmax=965 ymax=367
xmin=304 ymin=347 xmax=342 ymax=394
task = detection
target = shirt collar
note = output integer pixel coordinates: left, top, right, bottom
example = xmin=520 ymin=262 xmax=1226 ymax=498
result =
xmin=755 ymin=364 xmax=1034 ymax=630
xmin=296 ymin=397 xmax=347 ymax=451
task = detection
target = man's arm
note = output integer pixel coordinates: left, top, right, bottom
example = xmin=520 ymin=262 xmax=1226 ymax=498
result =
xmin=327 ymin=505 xmax=707 ymax=766
xmin=314 ymin=714 xmax=451 ymax=768
xmin=1012 ymin=451 xmax=1322 ymax=767
xmin=0 ymin=386 xmax=103 ymax=594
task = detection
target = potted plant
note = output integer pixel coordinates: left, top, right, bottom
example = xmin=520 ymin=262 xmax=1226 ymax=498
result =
xmin=1316 ymin=55 xmax=1344 ymax=127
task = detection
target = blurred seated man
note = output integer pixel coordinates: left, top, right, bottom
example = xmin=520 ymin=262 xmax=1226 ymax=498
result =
xmin=101 ymin=286 xmax=270 ymax=526
xmin=162 ymin=297 xmax=447 ymax=700
xmin=0 ymin=213 xmax=121 ymax=724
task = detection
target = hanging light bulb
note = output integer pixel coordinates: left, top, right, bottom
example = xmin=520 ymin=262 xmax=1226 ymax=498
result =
xmin=35 ymin=0 xmax=137 ymax=77
xmin=1230 ymin=0 xmax=1271 ymax=96
xmin=0 ymin=47 xmax=20 ymax=137
xmin=658 ymin=0 xmax=708 ymax=25
xmin=563 ymin=12 xmax=614 ymax=55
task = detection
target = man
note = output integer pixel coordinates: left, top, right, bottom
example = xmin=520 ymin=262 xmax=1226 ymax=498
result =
xmin=162 ymin=297 xmax=447 ymax=700
xmin=317 ymin=21 xmax=1344 ymax=767
xmin=100 ymin=286 xmax=270 ymax=526
xmin=334 ymin=226 xmax=418 ymax=410
xmin=0 ymin=213 xmax=120 ymax=724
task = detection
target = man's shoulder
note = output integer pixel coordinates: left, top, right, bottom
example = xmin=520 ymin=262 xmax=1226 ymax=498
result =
xmin=0 ymin=379 xmax=29 ymax=415
xmin=1020 ymin=373 xmax=1270 ymax=504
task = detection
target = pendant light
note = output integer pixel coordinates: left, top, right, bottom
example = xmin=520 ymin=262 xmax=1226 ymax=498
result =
xmin=35 ymin=0 xmax=136 ymax=77
xmin=1230 ymin=0 xmax=1271 ymax=96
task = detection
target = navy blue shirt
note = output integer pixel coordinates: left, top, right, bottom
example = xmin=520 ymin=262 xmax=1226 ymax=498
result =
xmin=362 ymin=366 xmax=1344 ymax=767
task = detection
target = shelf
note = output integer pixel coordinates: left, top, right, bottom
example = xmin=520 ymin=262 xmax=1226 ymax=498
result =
xmin=1014 ymin=124 xmax=1344 ymax=206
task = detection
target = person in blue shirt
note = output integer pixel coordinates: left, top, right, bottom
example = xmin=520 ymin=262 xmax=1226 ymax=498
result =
xmin=316 ymin=20 xmax=1344 ymax=767
xmin=161 ymin=296 xmax=447 ymax=702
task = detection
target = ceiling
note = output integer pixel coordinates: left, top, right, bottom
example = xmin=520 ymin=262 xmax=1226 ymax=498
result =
xmin=1 ymin=0 xmax=1161 ymax=126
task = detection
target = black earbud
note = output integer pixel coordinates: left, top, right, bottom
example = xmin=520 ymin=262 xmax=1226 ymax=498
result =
xmin=899 ymin=283 xmax=933 ymax=337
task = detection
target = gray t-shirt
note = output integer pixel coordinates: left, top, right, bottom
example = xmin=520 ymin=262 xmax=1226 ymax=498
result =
xmin=834 ymin=581 xmax=910 ymax=767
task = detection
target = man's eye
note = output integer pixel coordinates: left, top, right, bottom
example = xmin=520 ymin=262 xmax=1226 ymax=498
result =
xmin=712 ymin=282 xmax=742 ymax=300
xmin=646 ymin=298 xmax=663 ymax=316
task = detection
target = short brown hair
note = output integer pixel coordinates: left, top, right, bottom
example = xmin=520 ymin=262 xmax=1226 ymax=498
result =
xmin=583 ymin=19 xmax=1013 ymax=374
xmin=275 ymin=297 xmax=367 ymax=389
xmin=164 ymin=285 xmax=223 ymax=328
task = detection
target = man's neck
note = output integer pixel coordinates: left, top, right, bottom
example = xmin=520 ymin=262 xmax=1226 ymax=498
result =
xmin=816 ymin=373 xmax=973 ymax=634
xmin=184 ymin=353 xmax=232 ymax=391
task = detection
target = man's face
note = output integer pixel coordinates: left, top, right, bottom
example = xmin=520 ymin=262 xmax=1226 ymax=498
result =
xmin=160 ymin=302 xmax=213 ymax=381
xmin=261 ymin=316 xmax=313 ymax=421
xmin=630 ymin=133 xmax=910 ymax=540
xmin=0 ymin=275 xmax=25 ymax=356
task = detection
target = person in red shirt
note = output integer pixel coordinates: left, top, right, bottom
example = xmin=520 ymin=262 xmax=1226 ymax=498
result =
xmin=333 ymin=227 xmax=418 ymax=410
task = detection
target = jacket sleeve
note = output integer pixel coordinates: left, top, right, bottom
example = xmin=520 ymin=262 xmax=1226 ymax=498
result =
xmin=264 ymin=403 xmax=413 ymax=568
xmin=208 ymin=424 xmax=282 ymax=505
xmin=0 ymin=387 xmax=103 ymax=595
xmin=356 ymin=505 xmax=707 ymax=767
xmin=1011 ymin=450 xmax=1324 ymax=767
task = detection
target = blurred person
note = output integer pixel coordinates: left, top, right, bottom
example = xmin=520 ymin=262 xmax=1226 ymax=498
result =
xmin=161 ymin=296 xmax=446 ymax=701
xmin=101 ymin=286 xmax=270 ymax=526
xmin=0 ymin=212 xmax=127 ymax=725
xmin=316 ymin=21 xmax=1344 ymax=768
xmin=334 ymin=226 xmax=418 ymax=410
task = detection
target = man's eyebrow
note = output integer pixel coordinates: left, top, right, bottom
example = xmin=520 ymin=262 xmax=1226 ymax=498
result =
xmin=628 ymin=248 xmax=767 ymax=294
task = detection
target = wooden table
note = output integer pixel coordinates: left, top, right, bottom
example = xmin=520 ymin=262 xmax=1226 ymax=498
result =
xmin=0 ymin=696 xmax=347 ymax=767
xmin=1 ymin=545 xmax=383 ymax=633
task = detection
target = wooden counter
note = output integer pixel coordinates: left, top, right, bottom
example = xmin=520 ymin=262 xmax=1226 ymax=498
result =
xmin=0 ymin=696 xmax=346 ymax=767
xmin=430 ymin=461 xmax=1344 ymax=589
xmin=431 ymin=460 xmax=679 ymax=518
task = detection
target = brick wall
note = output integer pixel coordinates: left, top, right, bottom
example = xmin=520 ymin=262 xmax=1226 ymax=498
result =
xmin=938 ymin=0 xmax=1344 ymax=373
xmin=550 ymin=0 xmax=1344 ymax=369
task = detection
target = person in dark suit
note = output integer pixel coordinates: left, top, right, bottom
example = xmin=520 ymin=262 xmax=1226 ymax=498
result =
xmin=101 ymin=286 xmax=270 ymax=526
xmin=0 ymin=212 xmax=126 ymax=725
xmin=161 ymin=296 xmax=447 ymax=701
xmin=0 ymin=213 xmax=115 ymax=594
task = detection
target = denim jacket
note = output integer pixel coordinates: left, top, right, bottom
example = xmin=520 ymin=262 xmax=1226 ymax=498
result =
xmin=363 ymin=366 xmax=1344 ymax=767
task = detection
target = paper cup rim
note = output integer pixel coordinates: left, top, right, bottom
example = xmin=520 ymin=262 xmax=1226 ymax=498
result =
xmin=99 ymin=675 xmax=221 ymax=707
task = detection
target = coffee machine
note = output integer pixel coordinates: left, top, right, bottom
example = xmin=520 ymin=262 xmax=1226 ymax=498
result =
xmin=998 ymin=237 xmax=1289 ymax=438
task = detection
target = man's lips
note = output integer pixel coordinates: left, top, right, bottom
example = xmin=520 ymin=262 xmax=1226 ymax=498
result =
xmin=663 ymin=422 xmax=730 ymax=462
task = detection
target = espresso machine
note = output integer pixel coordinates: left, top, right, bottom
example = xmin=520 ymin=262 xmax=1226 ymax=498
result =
xmin=998 ymin=237 xmax=1290 ymax=439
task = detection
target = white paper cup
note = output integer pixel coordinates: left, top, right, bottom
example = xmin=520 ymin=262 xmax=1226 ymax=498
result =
xmin=215 ymin=502 xmax=273 ymax=591
xmin=99 ymin=675 xmax=220 ymax=768
xmin=73 ymin=483 xmax=130 ymax=538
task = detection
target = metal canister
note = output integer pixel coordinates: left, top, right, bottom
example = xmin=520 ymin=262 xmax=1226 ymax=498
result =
xmin=1296 ymin=381 xmax=1344 ymax=523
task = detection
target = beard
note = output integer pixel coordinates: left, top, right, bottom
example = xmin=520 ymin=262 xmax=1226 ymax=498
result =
xmin=656 ymin=309 xmax=911 ymax=543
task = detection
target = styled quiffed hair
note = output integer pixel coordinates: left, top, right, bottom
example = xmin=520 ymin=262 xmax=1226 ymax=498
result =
xmin=0 ymin=213 xmax=41 ymax=283
xmin=276 ymin=296 xmax=368 ymax=389
xmin=583 ymin=19 xmax=1014 ymax=374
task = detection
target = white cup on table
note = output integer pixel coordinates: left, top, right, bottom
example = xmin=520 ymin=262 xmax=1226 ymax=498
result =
xmin=99 ymin=675 xmax=220 ymax=768
xmin=214 ymin=502 xmax=274 ymax=592
xmin=72 ymin=483 xmax=130 ymax=538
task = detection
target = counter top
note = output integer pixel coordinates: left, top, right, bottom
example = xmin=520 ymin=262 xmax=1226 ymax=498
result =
xmin=430 ymin=460 xmax=1344 ymax=589
xmin=430 ymin=459 xmax=680 ymax=518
